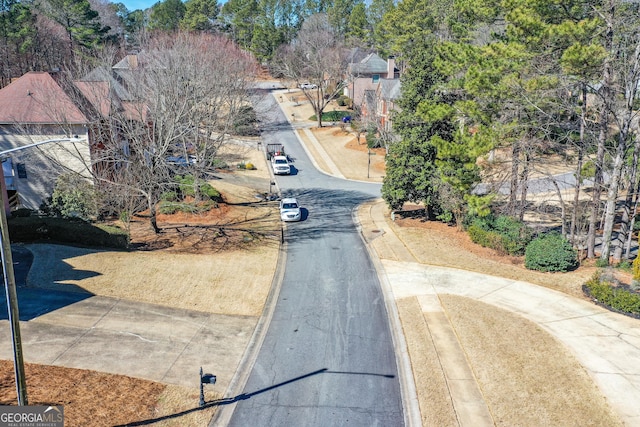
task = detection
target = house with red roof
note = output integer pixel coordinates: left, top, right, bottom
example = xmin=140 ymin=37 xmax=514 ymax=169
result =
xmin=0 ymin=71 xmax=92 ymax=210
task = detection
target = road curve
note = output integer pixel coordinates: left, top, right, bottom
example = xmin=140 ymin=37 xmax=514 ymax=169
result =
xmin=219 ymin=86 xmax=405 ymax=426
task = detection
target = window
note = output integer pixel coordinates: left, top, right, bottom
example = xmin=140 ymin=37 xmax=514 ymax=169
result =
xmin=16 ymin=163 xmax=27 ymax=179
xmin=372 ymin=74 xmax=380 ymax=83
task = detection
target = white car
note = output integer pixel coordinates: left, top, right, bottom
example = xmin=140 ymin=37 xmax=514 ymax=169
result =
xmin=271 ymin=155 xmax=291 ymax=175
xmin=280 ymin=198 xmax=301 ymax=222
xmin=299 ymin=82 xmax=318 ymax=89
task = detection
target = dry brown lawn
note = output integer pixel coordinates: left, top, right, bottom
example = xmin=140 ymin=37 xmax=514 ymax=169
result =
xmin=0 ymin=165 xmax=280 ymax=425
xmin=440 ymin=295 xmax=622 ymax=426
xmin=388 ymin=211 xmax=623 ymax=426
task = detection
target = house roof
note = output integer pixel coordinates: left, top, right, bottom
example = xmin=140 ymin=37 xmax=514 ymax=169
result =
xmin=378 ymin=79 xmax=401 ymax=101
xmin=349 ymin=53 xmax=389 ymax=75
xmin=0 ymin=72 xmax=88 ymax=125
xmin=79 ymin=66 xmax=134 ymax=101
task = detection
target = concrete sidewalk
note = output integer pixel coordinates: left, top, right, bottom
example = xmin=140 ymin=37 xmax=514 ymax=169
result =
xmin=275 ymin=87 xmax=640 ymax=426
xmin=366 ymin=201 xmax=640 ymax=426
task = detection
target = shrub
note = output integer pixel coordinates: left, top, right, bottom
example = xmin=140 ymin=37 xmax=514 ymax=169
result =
xmin=50 ymin=173 xmax=98 ymax=220
xmin=199 ymin=183 xmax=222 ymax=202
xmin=161 ymin=191 xmax=179 ymax=202
xmin=617 ymin=260 xmax=632 ymax=273
xmin=158 ymin=200 xmax=217 ymax=215
xmin=173 ymin=175 xmax=222 ymax=202
xmin=11 ymin=208 xmax=32 ymax=218
xmin=233 ymin=106 xmax=259 ymax=136
xmin=493 ymin=215 xmax=533 ymax=254
xmin=584 ymin=272 xmax=640 ymax=317
xmin=525 ymin=232 xmax=578 ymax=272
xmin=467 ymin=215 xmax=532 ymax=256
xmin=8 ymin=216 xmax=129 ymax=248
xmin=633 ymin=255 xmax=640 ymax=283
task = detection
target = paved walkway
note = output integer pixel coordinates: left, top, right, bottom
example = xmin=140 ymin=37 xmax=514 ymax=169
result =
xmin=274 ymin=88 xmax=640 ymax=426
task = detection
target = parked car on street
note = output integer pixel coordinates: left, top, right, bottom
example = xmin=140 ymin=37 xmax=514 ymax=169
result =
xmin=271 ymin=155 xmax=291 ymax=175
xmin=299 ymin=82 xmax=318 ymax=89
xmin=280 ymin=198 xmax=301 ymax=222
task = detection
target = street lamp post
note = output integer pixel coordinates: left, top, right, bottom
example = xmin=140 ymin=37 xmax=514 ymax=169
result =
xmin=1 ymin=136 xmax=85 ymax=405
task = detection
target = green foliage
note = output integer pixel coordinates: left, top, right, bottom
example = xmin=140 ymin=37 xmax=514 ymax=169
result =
xmin=595 ymin=258 xmax=610 ymax=268
xmin=220 ymin=0 xmax=259 ymax=49
xmin=149 ymin=0 xmax=186 ymax=30
xmin=161 ymin=191 xmax=179 ymax=202
xmin=42 ymin=0 xmax=110 ymax=50
xmin=336 ymin=95 xmax=350 ymax=107
xmin=50 ymin=173 xmax=98 ymax=220
xmin=310 ymin=110 xmax=352 ymax=122
xmin=584 ymin=273 xmax=640 ymax=317
xmin=181 ymin=0 xmax=219 ymax=31
xmin=158 ymin=200 xmax=217 ymax=214
xmin=199 ymin=183 xmax=221 ymax=201
xmin=346 ymin=2 xmax=368 ymax=42
xmin=580 ymin=161 xmax=596 ymax=183
xmin=467 ymin=215 xmax=532 ymax=256
xmin=617 ymin=260 xmax=632 ymax=273
xmin=233 ymin=105 xmax=260 ymax=136
xmin=525 ymin=232 xmax=578 ymax=272
xmin=633 ymin=255 xmax=640 ymax=282
xmin=174 ymin=175 xmax=221 ymax=201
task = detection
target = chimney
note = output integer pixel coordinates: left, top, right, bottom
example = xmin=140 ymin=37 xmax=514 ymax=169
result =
xmin=387 ymin=56 xmax=396 ymax=79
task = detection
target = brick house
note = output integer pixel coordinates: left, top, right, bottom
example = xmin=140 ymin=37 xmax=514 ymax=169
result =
xmin=346 ymin=51 xmax=401 ymax=134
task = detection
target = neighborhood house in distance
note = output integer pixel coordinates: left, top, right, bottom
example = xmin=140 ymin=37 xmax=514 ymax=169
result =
xmin=0 ymin=55 xmax=140 ymax=211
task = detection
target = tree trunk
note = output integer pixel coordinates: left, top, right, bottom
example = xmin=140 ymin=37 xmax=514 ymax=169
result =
xmin=551 ymin=177 xmax=566 ymax=236
xmin=509 ymin=140 xmax=520 ymax=217
xmin=600 ymin=135 xmax=626 ymax=263
xmin=570 ymin=84 xmax=587 ymax=245
xmin=605 ymin=34 xmax=640 ymax=262
xmin=149 ymin=197 xmax=161 ymax=234
xmin=588 ymin=9 xmax=614 ymax=259
xmin=624 ymin=124 xmax=640 ymax=260
xmin=518 ymin=150 xmax=529 ymax=222
xmin=615 ymin=135 xmax=640 ymax=261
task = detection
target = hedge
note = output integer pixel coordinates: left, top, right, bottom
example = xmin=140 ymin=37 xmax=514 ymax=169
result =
xmin=583 ymin=273 xmax=640 ymax=318
xmin=525 ymin=232 xmax=578 ymax=272
xmin=466 ymin=215 xmax=532 ymax=256
xmin=8 ymin=216 xmax=129 ymax=249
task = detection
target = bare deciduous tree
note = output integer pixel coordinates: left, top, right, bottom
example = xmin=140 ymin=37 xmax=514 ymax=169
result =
xmin=75 ymin=32 xmax=258 ymax=233
xmin=273 ymin=13 xmax=349 ymax=127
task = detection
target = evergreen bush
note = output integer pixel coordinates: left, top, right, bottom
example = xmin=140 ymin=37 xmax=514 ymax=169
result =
xmin=525 ymin=232 xmax=578 ymax=272
xmin=467 ymin=215 xmax=532 ymax=256
xmin=584 ymin=273 xmax=640 ymax=317
xmin=50 ymin=173 xmax=98 ymax=220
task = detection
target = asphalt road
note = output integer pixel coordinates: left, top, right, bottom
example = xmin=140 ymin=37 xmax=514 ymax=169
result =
xmin=224 ymin=88 xmax=404 ymax=425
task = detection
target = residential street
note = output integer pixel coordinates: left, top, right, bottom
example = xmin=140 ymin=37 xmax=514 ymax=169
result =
xmin=222 ymin=84 xmax=405 ymax=425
